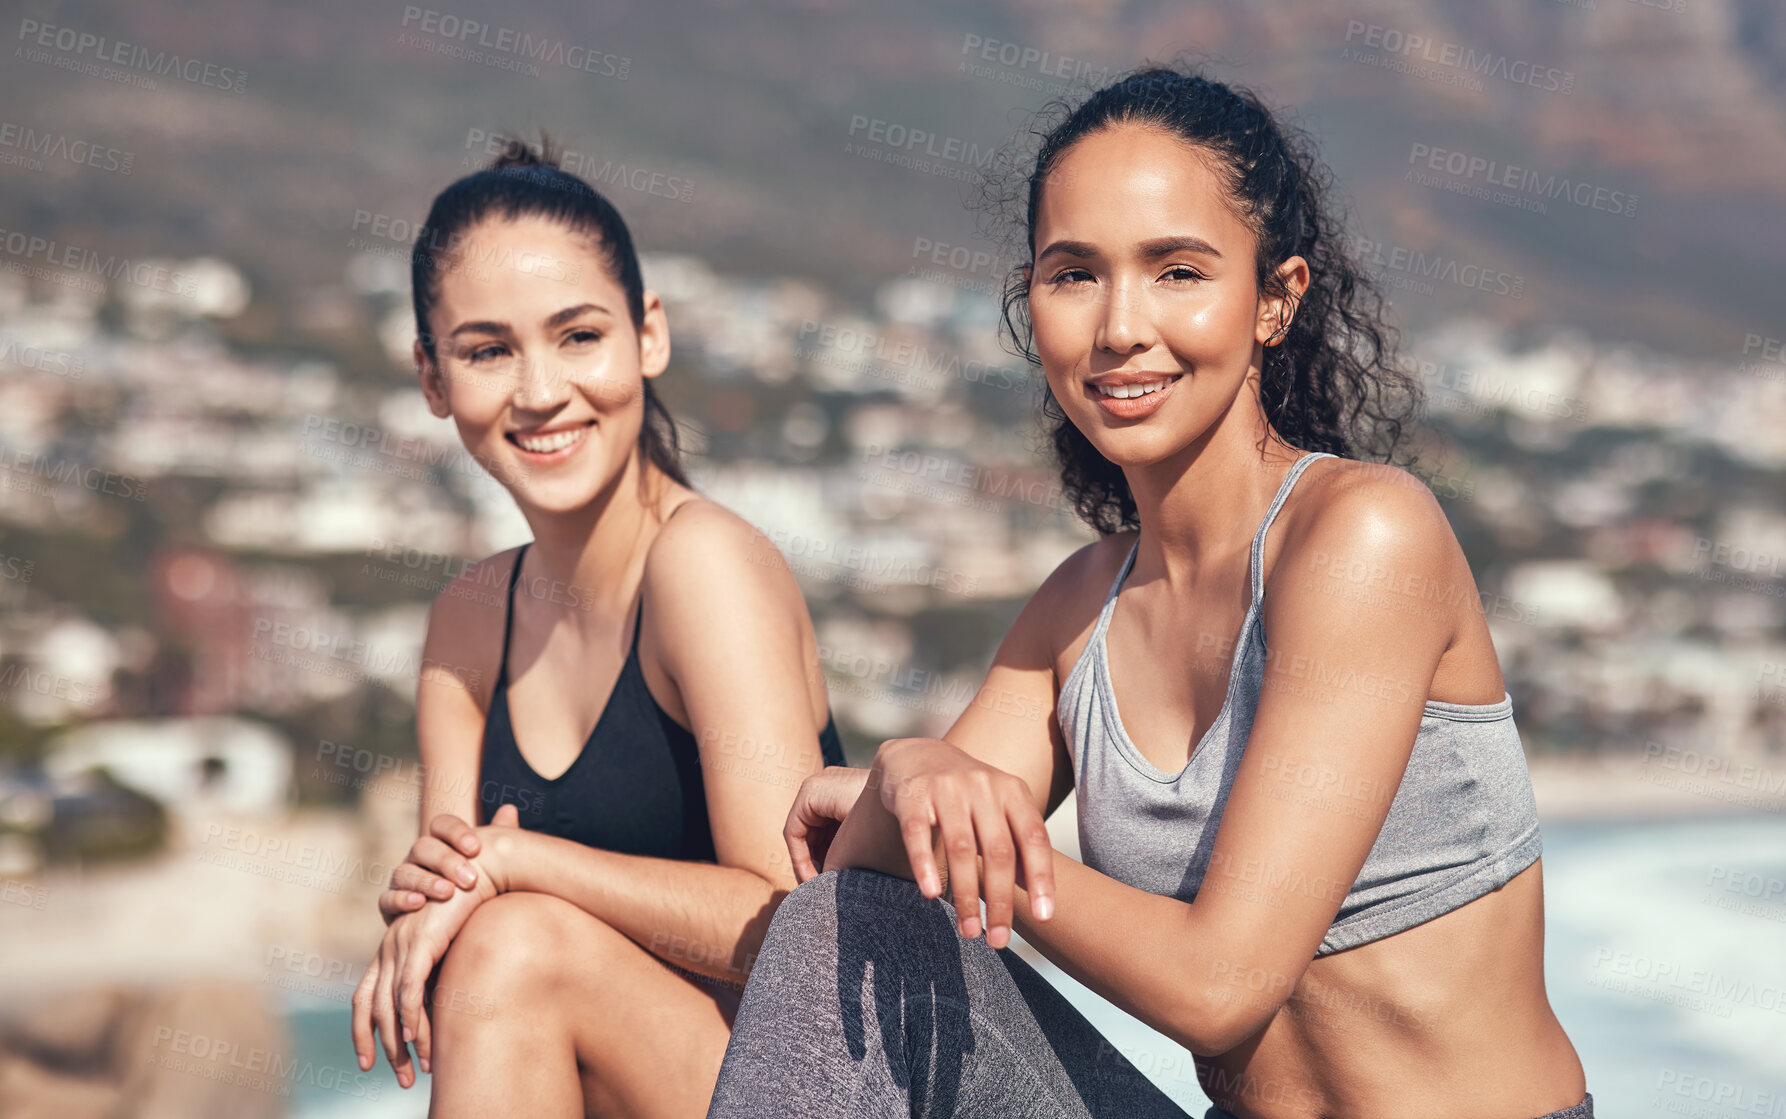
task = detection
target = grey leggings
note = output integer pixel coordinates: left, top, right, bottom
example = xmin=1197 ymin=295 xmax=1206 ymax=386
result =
xmin=706 ymin=868 xmax=1594 ymax=1119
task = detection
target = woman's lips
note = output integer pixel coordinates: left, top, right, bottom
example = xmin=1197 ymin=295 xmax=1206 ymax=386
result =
xmin=507 ymin=420 xmax=594 ymax=461
xmin=1087 ymin=374 xmax=1182 ymax=419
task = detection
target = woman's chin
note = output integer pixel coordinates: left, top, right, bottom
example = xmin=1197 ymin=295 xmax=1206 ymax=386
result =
xmin=504 ymin=471 xmax=608 ymax=517
xmin=1082 ymin=427 xmax=1196 ymax=471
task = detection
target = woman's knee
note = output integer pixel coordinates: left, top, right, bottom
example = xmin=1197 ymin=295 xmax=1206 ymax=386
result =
xmin=438 ymin=892 xmax=612 ymax=995
xmin=767 ymin=869 xmax=942 ymax=954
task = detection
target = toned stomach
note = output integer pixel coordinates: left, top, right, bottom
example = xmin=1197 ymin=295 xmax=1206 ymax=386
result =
xmin=1196 ymin=859 xmax=1586 ymax=1119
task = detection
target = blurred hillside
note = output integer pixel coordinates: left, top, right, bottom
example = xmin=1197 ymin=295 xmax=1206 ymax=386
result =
xmin=2 ymin=0 xmax=1783 ymax=367
xmin=0 ymin=0 xmax=1782 ymax=849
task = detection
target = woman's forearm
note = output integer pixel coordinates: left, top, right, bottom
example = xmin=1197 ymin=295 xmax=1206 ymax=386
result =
xmin=1007 ymin=853 xmax=1256 ymax=1055
xmin=822 ymin=787 xmax=1240 ymax=1053
xmin=488 ymin=828 xmax=787 ymax=984
xmin=821 ymin=777 xmax=933 ymax=883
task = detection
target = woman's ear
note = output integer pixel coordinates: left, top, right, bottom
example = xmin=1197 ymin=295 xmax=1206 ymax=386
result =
xmin=1258 ymin=255 xmax=1310 ymax=347
xmin=638 ymin=290 xmax=671 ymax=380
xmin=416 ymin=337 xmax=452 ymax=418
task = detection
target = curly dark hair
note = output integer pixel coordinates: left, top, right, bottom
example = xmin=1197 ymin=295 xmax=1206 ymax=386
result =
xmin=983 ymin=66 xmax=1425 ymax=535
xmin=411 ymin=131 xmax=688 ymax=489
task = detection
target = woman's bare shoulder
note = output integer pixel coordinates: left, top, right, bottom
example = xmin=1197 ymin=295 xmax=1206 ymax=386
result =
xmin=1285 ymin=456 xmax=1459 ymax=553
xmin=415 ymin=545 xmax=527 ymax=708
xmin=1014 ymin=531 xmax=1138 ymax=670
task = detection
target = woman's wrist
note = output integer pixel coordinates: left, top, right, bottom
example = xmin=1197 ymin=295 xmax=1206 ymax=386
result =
xmin=823 ymin=783 xmax=907 ymax=878
xmin=473 ymin=826 xmax=521 ymax=895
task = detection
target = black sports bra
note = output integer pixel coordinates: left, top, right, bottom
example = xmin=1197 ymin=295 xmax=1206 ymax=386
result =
xmin=477 ymin=542 xmax=847 ymax=860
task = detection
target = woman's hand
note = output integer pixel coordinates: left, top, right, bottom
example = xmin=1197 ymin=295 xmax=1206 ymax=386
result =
xmin=378 ymin=804 xmax=519 ymax=922
xmin=352 ymin=809 xmax=521 ymax=1084
xmin=873 ymin=737 xmax=1056 ymax=949
xmin=785 ymin=766 xmax=872 ymax=883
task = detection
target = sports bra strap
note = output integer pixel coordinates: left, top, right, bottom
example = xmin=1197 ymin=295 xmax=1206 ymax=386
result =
xmin=1249 ymin=451 xmax=1334 ymax=604
xmin=1088 ymin=540 xmax=1140 ymax=648
xmin=497 ymin=542 xmax=531 ymax=686
xmin=629 ymin=497 xmax=700 ymax=657
xmin=1089 ymin=452 xmax=1334 ymax=638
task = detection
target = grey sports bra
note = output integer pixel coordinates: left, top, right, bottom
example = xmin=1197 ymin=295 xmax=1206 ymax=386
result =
xmin=1058 ymin=451 xmax=1542 ymax=955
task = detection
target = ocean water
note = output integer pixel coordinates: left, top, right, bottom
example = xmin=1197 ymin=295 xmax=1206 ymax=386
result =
xmin=287 ymin=813 xmax=1786 ymax=1117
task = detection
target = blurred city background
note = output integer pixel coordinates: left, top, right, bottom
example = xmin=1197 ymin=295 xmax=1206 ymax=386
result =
xmin=0 ymin=0 xmax=1783 ymax=1115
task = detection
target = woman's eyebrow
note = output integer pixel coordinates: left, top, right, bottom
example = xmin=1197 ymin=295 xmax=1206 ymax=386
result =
xmin=1138 ymin=235 xmax=1222 ymax=260
xmin=1036 ymin=239 xmax=1097 ymax=263
xmin=1036 ymin=235 xmax=1224 ymax=263
xmin=447 ymin=302 xmax=611 ymax=340
xmin=544 ymin=302 xmax=608 ymax=329
xmin=448 ymin=319 xmax=508 ymax=339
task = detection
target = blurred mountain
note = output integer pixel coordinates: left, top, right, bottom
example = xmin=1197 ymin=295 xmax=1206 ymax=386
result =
xmin=3 ymin=0 xmax=1782 ymax=362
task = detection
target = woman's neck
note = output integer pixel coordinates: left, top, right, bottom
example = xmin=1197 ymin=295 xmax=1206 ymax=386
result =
xmin=514 ymin=452 xmax=678 ymax=617
xmin=1123 ymin=393 xmax=1303 ymax=593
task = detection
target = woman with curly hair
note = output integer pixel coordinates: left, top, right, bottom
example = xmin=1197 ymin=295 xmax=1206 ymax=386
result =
xmin=706 ymin=67 xmax=1590 ymax=1119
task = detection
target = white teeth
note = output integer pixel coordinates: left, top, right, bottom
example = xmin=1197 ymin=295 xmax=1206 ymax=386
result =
xmin=514 ymin=426 xmax=588 ymax=453
xmin=1096 ymin=379 xmax=1172 ymax=399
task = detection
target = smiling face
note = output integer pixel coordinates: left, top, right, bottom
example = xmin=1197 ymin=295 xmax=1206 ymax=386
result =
xmin=1028 ymin=122 xmax=1306 ymax=469
xmin=414 ymin=214 xmax=670 ymax=517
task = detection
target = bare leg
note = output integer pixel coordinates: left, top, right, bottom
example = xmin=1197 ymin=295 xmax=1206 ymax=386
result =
xmin=428 ymin=891 xmax=739 ymax=1119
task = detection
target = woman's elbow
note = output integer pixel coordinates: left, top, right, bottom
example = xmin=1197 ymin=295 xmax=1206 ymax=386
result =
xmin=1163 ymin=983 xmax=1281 ymax=1057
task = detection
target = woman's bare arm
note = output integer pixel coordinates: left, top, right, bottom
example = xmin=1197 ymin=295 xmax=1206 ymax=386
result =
xmin=480 ymin=504 xmax=836 ymax=982
xmin=823 ymin=540 xmax=1107 ymax=932
xmin=377 ymin=553 xmax=508 ymax=920
xmin=832 ymin=475 xmax=1461 ymax=1055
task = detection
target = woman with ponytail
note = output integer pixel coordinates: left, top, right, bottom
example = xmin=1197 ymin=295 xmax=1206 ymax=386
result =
xmin=709 ymin=68 xmax=1590 ymax=1119
xmin=346 ymin=136 xmax=846 ymax=1118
